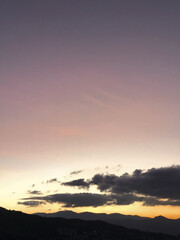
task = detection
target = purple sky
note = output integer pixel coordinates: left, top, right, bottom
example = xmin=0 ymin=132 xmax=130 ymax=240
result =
xmin=0 ymin=0 xmax=180 ymax=217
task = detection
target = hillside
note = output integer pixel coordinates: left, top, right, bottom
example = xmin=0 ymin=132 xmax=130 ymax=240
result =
xmin=0 ymin=207 xmax=179 ymax=240
xmin=35 ymin=210 xmax=180 ymax=236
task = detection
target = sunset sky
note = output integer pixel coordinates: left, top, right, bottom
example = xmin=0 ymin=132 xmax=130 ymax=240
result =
xmin=0 ymin=0 xmax=180 ymax=219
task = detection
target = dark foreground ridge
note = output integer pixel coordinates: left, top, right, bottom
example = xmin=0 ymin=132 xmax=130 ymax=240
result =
xmin=34 ymin=210 xmax=180 ymax=236
xmin=0 ymin=207 xmax=179 ymax=240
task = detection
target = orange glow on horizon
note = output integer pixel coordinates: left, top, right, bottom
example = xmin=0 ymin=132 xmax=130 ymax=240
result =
xmin=11 ymin=202 xmax=180 ymax=220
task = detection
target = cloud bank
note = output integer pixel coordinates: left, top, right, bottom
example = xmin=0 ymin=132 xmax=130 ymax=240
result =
xmin=63 ymin=165 xmax=180 ymax=200
xmin=19 ymin=193 xmax=143 ymax=207
xmin=90 ymin=166 xmax=180 ymax=200
xmin=19 ymin=166 xmax=180 ymax=208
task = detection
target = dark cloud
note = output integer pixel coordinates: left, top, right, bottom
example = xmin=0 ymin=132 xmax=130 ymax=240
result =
xmin=143 ymin=197 xmax=180 ymax=207
xmin=112 ymin=194 xmax=144 ymax=205
xmin=91 ymin=174 xmax=117 ymax=191
xmin=26 ymin=190 xmax=42 ymax=195
xmin=57 ymin=166 xmax=180 ymax=206
xmin=19 ymin=166 xmax=180 ymax=207
xmin=17 ymin=201 xmax=44 ymax=207
xmin=19 ymin=193 xmax=145 ymax=208
xmin=70 ymin=170 xmax=83 ymax=175
xmin=89 ymin=166 xmax=180 ymax=201
xmin=62 ymin=178 xmax=90 ymax=189
xmin=46 ymin=178 xmax=59 ymax=184
xmin=19 ymin=192 xmax=180 ymax=208
xmin=22 ymin=193 xmax=112 ymax=208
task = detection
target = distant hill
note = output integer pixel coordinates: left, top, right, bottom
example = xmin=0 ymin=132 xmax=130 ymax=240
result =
xmin=0 ymin=207 xmax=179 ymax=240
xmin=34 ymin=210 xmax=180 ymax=236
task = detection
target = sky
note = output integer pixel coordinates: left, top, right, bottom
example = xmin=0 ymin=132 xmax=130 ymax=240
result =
xmin=0 ymin=0 xmax=180 ymax=219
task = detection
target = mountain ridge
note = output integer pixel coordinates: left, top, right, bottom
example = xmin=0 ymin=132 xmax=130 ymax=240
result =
xmin=34 ymin=210 xmax=180 ymax=236
xmin=0 ymin=206 xmax=179 ymax=240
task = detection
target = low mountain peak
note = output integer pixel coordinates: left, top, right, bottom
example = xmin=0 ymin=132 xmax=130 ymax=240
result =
xmin=154 ymin=215 xmax=167 ymax=220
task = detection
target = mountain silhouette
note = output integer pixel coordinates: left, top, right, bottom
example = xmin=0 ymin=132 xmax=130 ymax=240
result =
xmin=34 ymin=210 xmax=180 ymax=236
xmin=0 ymin=207 xmax=179 ymax=240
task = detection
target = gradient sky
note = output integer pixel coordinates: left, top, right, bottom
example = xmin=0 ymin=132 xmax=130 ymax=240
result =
xmin=0 ymin=0 xmax=180 ymax=218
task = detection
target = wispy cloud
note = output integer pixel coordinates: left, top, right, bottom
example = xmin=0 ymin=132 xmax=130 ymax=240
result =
xmin=70 ymin=170 xmax=83 ymax=175
xmin=17 ymin=201 xmax=45 ymax=207
xmin=26 ymin=190 xmax=42 ymax=195
xmin=46 ymin=178 xmax=60 ymax=184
